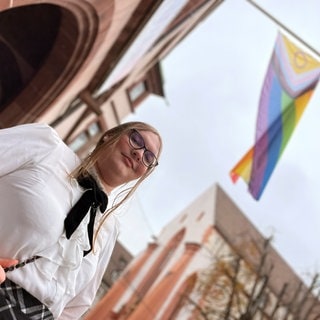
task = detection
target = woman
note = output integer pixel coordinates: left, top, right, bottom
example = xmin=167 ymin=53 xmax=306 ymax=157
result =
xmin=0 ymin=121 xmax=162 ymax=319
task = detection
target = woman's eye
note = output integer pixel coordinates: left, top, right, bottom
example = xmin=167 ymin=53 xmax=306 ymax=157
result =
xmin=132 ymin=135 xmax=143 ymax=147
xmin=144 ymin=151 xmax=155 ymax=165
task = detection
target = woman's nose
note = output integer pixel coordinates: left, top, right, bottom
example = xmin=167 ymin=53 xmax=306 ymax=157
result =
xmin=131 ymin=149 xmax=143 ymax=162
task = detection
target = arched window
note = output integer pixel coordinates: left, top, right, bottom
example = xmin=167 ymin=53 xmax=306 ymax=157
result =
xmin=0 ymin=1 xmax=102 ymax=127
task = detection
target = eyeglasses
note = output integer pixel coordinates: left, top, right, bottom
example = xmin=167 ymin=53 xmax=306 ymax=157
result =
xmin=129 ymin=129 xmax=159 ymax=168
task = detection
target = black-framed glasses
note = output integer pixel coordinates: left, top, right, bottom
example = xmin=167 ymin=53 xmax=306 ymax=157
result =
xmin=129 ymin=129 xmax=159 ymax=168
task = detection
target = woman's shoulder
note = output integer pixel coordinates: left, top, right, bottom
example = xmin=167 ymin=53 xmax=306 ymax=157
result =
xmin=0 ymin=123 xmax=68 ymax=160
xmin=9 ymin=122 xmax=59 ymax=138
xmin=2 ymin=122 xmax=60 ymax=141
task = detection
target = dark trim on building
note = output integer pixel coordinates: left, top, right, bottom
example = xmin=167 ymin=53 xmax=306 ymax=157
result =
xmin=87 ymin=0 xmax=164 ymax=93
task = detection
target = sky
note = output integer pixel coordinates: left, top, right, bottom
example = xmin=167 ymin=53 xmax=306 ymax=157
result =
xmin=116 ymin=0 xmax=320 ymax=283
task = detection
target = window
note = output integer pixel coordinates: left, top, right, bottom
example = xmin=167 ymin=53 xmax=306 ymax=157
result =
xmin=68 ymin=121 xmax=102 ymax=152
xmin=110 ymin=269 xmax=121 ymax=284
xmin=128 ymin=81 xmax=147 ymax=102
xmin=196 ymin=211 xmax=205 ymax=221
xmin=88 ymin=122 xmax=100 ymax=137
xmin=126 ymin=63 xmax=165 ymax=110
xmin=179 ymin=214 xmax=187 ymax=223
xmin=118 ymin=257 xmax=128 ymax=269
xmin=68 ymin=132 xmax=88 ymax=152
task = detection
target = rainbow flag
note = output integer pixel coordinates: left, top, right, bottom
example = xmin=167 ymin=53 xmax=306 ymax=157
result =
xmin=230 ymin=33 xmax=320 ymax=200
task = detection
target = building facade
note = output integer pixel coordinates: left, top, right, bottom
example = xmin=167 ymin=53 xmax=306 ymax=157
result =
xmin=85 ymin=185 xmax=320 ymax=319
xmin=0 ymin=0 xmax=224 ymax=154
xmin=94 ymin=241 xmax=133 ymax=304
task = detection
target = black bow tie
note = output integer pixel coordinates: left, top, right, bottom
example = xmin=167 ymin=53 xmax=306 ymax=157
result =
xmin=64 ymin=174 xmax=108 ymax=256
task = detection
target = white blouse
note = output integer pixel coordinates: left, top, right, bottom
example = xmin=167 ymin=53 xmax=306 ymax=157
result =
xmin=0 ymin=123 xmax=119 ymax=319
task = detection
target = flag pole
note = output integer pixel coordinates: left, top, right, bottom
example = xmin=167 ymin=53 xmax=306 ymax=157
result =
xmin=246 ymin=0 xmax=320 ymax=59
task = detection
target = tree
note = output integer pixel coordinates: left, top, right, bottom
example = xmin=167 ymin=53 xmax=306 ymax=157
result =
xmin=179 ymin=236 xmax=320 ymax=320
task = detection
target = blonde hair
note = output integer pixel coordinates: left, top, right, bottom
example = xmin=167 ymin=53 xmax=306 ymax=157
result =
xmin=72 ymin=121 xmax=162 ymax=250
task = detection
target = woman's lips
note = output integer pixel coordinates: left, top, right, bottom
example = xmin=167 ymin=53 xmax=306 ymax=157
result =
xmin=122 ymin=154 xmax=134 ymax=168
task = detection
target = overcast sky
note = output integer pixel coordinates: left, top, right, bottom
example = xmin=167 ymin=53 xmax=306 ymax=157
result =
xmin=116 ymin=0 xmax=320 ymax=282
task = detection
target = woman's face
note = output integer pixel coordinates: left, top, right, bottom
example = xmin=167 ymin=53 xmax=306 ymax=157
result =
xmin=95 ymin=129 xmax=161 ymax=193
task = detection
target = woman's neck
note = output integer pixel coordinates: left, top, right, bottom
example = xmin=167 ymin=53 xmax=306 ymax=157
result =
xmin=89 ymin=166 xmax=113 ymax=195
